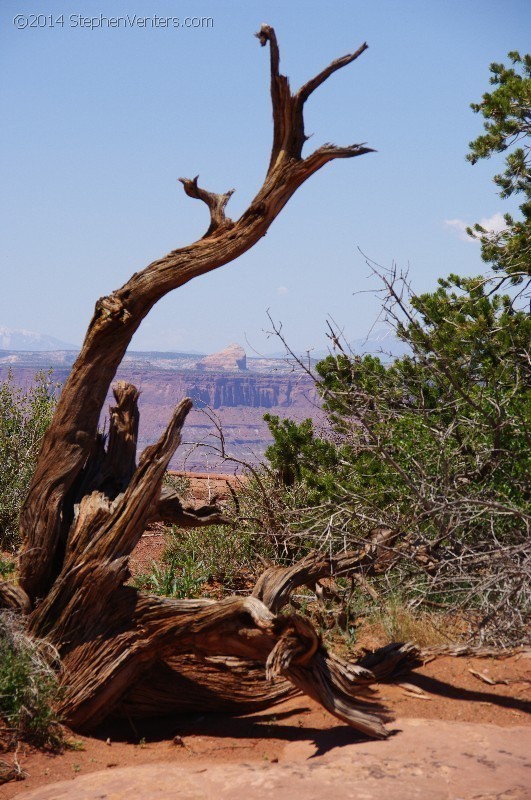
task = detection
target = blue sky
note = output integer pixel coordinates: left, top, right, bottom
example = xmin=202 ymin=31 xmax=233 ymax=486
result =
xmin=1 ymin=0 xmax=528 ymax=354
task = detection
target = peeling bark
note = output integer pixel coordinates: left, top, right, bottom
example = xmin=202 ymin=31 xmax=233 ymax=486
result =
xmin=0 ymin=582 xmax=31 ymax=614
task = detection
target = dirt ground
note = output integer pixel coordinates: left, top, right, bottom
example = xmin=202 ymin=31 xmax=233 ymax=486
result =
xmin=128 ymin=523 xmax=167 ymax=575
xmin=2 ymin=504 xmax=530 ymax=798
xmin=2 ymin=642 xmax=529 ymax=797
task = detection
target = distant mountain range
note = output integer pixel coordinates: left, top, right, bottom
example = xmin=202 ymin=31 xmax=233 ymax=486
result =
xmin=0 ymin=326 xmax=78 ymax=352
xmin=0 ymin=325 xmax=410 ymax=364
xmin=0 ymin=346 xmax=300 ymax=375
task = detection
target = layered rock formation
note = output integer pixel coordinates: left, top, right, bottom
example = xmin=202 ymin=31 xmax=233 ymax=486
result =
xmin=1 ymin=357 xmax=323 ymax=470
xmin=185 ymin=374 xmax=291 ymax=409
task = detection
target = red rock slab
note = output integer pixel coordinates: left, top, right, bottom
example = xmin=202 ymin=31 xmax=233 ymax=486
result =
xmin=16 ymin=718 xmax=531 ymax=800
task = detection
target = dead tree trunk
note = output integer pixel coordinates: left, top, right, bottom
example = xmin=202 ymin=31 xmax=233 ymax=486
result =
xmin=2 ymin=26 xmax=419 ymax=738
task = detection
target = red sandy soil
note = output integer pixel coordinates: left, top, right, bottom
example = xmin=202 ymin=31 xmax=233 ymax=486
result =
xmin=2 ymin=484 xmax=529 ymax=798
xmin=2 ymin=653 xmax=529 ymax=798
xmin=128 ymin=523 xmax=168 ymax=575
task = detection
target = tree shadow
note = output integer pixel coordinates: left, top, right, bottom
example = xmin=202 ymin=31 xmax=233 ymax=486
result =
xmin=94 ymin=706 xmax=378 ymax=757
xmin=401 ymin=673 xmax=531 ymax=714
xmin=90 ymin=661 xmax=530 ymax=759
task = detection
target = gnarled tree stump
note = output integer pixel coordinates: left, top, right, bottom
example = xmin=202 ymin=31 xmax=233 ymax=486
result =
xmin=0 ymin=25 xmax=422 ymax=739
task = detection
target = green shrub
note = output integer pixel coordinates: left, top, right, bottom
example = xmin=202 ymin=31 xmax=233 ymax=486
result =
xmin=163 ymin=472 xmax=192 ymax=500
xmin=254 ymin=272 xmax=530 ymax=645
xmin=0 ymin=558 xmax=15 ymax=579
xmin=0 ymin=611 xmax=63 ymax=749
xmin=0 ymin=371 xmax=57 ymax=551
xmin=134 ymin=524 xmax=273 ymax=599
xmin=248 ymin=52 xmax=531 ymax=647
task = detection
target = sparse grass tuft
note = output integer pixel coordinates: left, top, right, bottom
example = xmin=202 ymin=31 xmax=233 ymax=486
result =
xmin=356 ymin=600 xmax=454 ymax=649
xmin=134 ymin=552 xmax=207 ymax=599
xmin=163 ymin=472 xmax=192 ymax=501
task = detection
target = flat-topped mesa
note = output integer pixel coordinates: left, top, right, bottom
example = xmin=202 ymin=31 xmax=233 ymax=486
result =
xmin=196 ymin=343 xmax=247 ymax=372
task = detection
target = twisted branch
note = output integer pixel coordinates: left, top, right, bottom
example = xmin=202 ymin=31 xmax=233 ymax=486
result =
xmin=178 ymin=176 xmax=235 ymax=237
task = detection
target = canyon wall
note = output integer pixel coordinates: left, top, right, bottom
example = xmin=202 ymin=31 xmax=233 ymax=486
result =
xmin=0 ymin=362 xmax=324 ymax=471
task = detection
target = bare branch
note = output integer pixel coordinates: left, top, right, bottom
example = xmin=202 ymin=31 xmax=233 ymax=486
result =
xmin=178 ymin=176 xmax=235 ymax=237
xmin=304 ymin=142 xmax=375 ymax=172
xmin=256 ymin=24 xmax=372 ymax=170
xmin=149 ymin=485 xmax=230 ymax=528
xmin=255 ymin=23 xmax=280 ymax=75
xmin=297 ymin=42 xmax=369 ymax=103
xmin=255 ymin=24 xmax=293 ymax=170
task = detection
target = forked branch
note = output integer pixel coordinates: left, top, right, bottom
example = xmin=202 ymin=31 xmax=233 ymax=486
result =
xmin=256 ymin=23 xmax=373 ymax=171
xmin=178 ymin=176 xmax=235 ymax=237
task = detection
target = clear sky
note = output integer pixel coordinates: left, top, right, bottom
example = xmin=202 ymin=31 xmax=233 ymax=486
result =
xmin=1 ymin=0 xmax=529 ymax=354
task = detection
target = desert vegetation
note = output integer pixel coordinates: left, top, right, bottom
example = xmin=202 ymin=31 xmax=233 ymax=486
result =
xmin=0 ymin=39 xmax=529 ymax=781
xmin=143 ymin=249 xmax=529 ymax=648
xmin=158 ymin=51 xmax=530 ymax=648
xmin=0 ymin=371 xmax=56 ymax=552
xmin=228 ymin=260 xmax=530 ymax=647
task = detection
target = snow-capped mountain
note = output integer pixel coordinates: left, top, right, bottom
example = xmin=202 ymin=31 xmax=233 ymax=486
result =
xmin=0 ymin=326 xmax=78 ymax=352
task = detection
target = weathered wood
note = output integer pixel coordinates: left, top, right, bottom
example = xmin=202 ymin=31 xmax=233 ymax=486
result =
xmin=119 ymin=643 xmax=425 ymax=732
xmin=10 ymin=26 xmax=404 ymax=740
xmin=70 ymin=382 xmax=140 ymax=509
xmin=102 ymin=382 xmax=140 ymax=492
xmin=118 ymin=654 xmax=298 ymax=718
xmin=19 ymin=25 xmax=372 ymax=602
xmin=253 ymin=528 xmax=399 ymax=613
xmin=178 ymin=176 xmax=235 ymax=237
xmin=20 ymin=389 xmax=393 ymax=737
xmin=148 ymin=485 xmax=229 ymax=528
xmin=357 ymin=642 xmax=424 ymax=682
xmin=28 ymin=397 xmax=193 ymax=639
xmin=52 ymin=592 xmax=394 ymax=737
xmin=0 ymin=581 xmax=31 ymax=614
